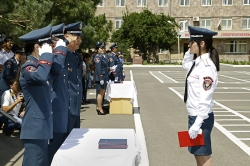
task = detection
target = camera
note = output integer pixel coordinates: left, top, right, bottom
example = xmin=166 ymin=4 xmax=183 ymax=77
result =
xmin=18 ymin=92 xmax=25 ymax=103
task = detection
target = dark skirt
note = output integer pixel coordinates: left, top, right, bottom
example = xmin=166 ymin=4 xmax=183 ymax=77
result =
xmin=188 ymin=112 xmax=214 ymax=156
xmin=95 ymin=81 xmax=107 ymax=90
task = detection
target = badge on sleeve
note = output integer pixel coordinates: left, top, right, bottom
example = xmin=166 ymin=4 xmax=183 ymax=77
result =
xmin=25 ymin=66 xmax=37 ymax=72
xmin=95 ymin=58 xmax=100 ymax=63
xmin=6 ymin=62 xmax=12 ymax=68
xmin=203 ymin=77 xmax=213 ymax=91
xmin=109 ymin=57 xmax=113 ymax=62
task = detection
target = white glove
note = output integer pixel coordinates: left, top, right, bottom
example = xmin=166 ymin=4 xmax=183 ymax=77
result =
xmin=38 ymin=43 xmax=52 ymax=55
xmin=100 ymin=80 xmax=104 ymax=85
xmin=115 ymin=77 xmax=118 ymax=81
xmin=112 ymin=65 xmax=117 ymax=71
xmin=188 ymin=116 xmax=203 ymax=139
xmin=55 ymin=39 xmax=66 ymax=47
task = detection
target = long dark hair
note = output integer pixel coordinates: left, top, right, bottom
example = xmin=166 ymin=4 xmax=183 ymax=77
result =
xmin=196 ymin=38 xmax=220 ymax=71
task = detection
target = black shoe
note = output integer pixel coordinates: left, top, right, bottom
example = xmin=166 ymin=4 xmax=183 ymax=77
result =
xmin=85 ymin=100 xmax=91 ymax=103
xmin=96 ymin=109 xmax=106 ymax=115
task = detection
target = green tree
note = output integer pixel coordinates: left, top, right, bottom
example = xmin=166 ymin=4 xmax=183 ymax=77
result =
xmin=111 ymin=9 xmax=179 ymax=60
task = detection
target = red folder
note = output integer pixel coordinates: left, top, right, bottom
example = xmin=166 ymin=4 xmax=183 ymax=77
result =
xmin=177 ymin=131 xmax=204 ymax=147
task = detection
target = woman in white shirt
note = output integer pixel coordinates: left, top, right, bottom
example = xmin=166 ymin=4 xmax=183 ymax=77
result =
xmin=182 ymin=26 xmax=220 ymax=166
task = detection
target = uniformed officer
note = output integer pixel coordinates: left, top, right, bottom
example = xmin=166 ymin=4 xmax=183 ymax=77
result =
xmin=48 ymin=23 xmax=76 ymax=165
xmin=19 ymin=25 xmax=65 ymax=166
xmin=109 ymin=43 xmax=122 ymax=81
xmin=182 ymin=26 xmax=219 ymax=166
xmin=0 ymin=47 xmax=25 ymax=98
xmin=94 ymin=42 xmax=109 ymax=115
xmin=64 ymin=22 xmax=83 ymax=133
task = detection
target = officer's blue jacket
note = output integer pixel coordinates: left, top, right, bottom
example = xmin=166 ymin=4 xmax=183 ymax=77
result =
xmin=109 ymin=52 xmax=122 ymax=80
xmin=65 ymin=50 xmax=83 ymax=118
xmin=94 ymin=53 xmax=109 ymax=82
xmin=20 ymin=52 xmax=62 ymax=139
xmin=51 ymin=46 xmax=69 ymax=133
xmin=0 ymin=56 xmax=19 ymax=97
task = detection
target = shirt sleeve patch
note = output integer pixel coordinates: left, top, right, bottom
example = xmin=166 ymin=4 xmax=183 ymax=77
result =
xmin=25 ymin=66 xmax=37 ymax=72
xmin=203 ymin=76 xmax=213 ymax=91
xmin=37 ymin=60 xmax=52 ymax=66
xmin=6 ymin=62 xmax=12 ymax=68
xmin=95 ymin=57 xmax=100 ymax=63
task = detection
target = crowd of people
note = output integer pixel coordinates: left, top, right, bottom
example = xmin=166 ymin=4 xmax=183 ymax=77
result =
xmin=0 ymin=21 xmax=125 ymax=166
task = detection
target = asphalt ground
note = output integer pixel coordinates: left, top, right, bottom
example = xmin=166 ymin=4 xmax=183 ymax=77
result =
xmin=1 ymin=64 xmax=250 ymax=166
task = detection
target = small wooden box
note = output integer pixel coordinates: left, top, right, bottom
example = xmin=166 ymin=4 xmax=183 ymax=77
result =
xmin=109 ymin=98 xmax=133 ymax=114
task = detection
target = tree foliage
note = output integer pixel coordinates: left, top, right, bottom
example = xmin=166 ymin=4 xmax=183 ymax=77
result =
xmin=0 ymin=0 xmax=112 ymax=49
xmin=111 ymin=9 xmax=179 ymax=59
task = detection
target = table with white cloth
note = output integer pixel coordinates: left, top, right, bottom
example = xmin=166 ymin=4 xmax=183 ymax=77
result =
xmin=105 ymin=81 xmax=137 ymax=114
xmin=51 ymin=128 xmax=141 ymax=166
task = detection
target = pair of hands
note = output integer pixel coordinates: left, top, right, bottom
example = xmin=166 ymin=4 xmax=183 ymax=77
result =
xmin=38 ymin=35 xmax=77 ymax=55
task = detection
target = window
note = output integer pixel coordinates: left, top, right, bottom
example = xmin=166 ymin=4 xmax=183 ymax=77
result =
xmin=222 ymin=0 xmax=233 ymax=5
xmin=137 ymin=0 xmax=147 ymax=6
xmin=116 ymin=0 xmax=125 ymax=6
xmin=225 ymin=41 xmax=247 ymax=53
xmin=98 ymin=0 xmax=104 ymax=6
xmin=201 ymin=18 xmax=211 ymax=29
xmin=242 ymin=18 xmax=250 ymax=29
xmin=115 ymin=19 xmax=123 ymax=29
xmin=179 ymin=20 xmax=189 ymax=31
xmin=159 ymin=0 xmax=168 ymax=6
xmin=221 ymin=18 xmax=232 ymax=30
xmin=243 ymin=0 xmax=250 ymax=5
xmin=202 ymin=0 xmax=212 ymax=6
xmin=180 ymin=0 xmax=190 ymax=6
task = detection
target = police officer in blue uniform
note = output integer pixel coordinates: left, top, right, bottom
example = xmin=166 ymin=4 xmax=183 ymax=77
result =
xmin=64 ymin=22 xmax=83 ymax=133
xmin=19 ymin=25 xmax=65 ymax=166
xmin=109 ymin=43 xmax=122 ymax=81
xmin=94 ymin=42 xmax=109 ymax=115
xmin=0 ymin=47 xmax=25 ymax=98
xmin=48 ymin=23 xmax=76 ymax=164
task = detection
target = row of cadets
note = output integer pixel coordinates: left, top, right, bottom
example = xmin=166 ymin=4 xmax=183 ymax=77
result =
xmin=18 ymin=24 xmax=67 ymax=166
xmin=48 ymin=21 xmax=84 ymax=164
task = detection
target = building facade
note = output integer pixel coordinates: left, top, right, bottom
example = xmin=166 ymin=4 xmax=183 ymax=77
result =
xmin=95 ymin=0 xmax=250 ymax=61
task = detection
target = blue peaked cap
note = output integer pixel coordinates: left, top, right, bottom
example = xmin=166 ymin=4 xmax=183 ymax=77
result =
xmin=95 ymin=42 xmax=103 ymax=48
xmin=52 ymin=23 xmax=65 ymax=39
xmin=19 ymin=25 xmax=53 ymax=44
xmin=188 ymin=26 xmax=217 ymax=42
xmin=65 ymin=22 xmax=84 ymax=36
xmin=109 ymin=43 xmax=118 ymax=49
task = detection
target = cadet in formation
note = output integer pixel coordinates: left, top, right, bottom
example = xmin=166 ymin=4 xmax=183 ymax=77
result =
xmin=63 ymin=22 xmax=83 ymax=134
xmin=94 ymin=42 xmax=109 ymax=115
xmin=182 ymin=26 xmax=219 ymax=166
xmin=48 ymin=23 xmax=76 ymax=164
xmin=109 ymin=43 xmax=122 ymax=81
xmin=19 ymin=25 xmax=66 ymax=166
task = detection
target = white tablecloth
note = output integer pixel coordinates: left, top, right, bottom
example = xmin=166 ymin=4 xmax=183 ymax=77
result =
xmin=105 ymin=81 xmax=137 ymax=103
xmin=51 ymin=128 xmax=141 ymax=166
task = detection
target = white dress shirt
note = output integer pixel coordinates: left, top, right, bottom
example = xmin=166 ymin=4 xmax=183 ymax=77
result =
xmin=182 ymin=50 xmax=218 ymax=121
xmin=0 ymin=48 xmax=14 ymax=65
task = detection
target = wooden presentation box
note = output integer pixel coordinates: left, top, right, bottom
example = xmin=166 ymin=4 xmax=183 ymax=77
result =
xmin=109 ymin=98 xmax=133 ymax=114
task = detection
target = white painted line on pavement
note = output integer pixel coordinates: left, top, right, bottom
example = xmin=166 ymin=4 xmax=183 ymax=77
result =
xmin=221 ymin=124 xmax=250 ymax=126
xmin=215 ymin=100 xmax=250 ymax=101
xmin=242 ymin=88 xmax=250 ymax=91
xmin=158 ymin=71 xmax=179 ymax=83
xmin=239 ymin=138 xmax=250 ymax=141
xmin=218 ymin=81 xmax=225 ymax=83
xmin=219 ymin=74 xmax=250 ymax=83
xmin=214 ymin=122 xmax=250 ymax=156
xmin=235 ymin=71 xmax=250 ymax=75
xmin=130 ymin=70 xmax=149 ymax=166
xmin=169 ymin=87 xmax=250 ymax=156
xmin=216 ymin=119 xmax=245 ymax=121
xmin=229 ymin=131 xmax=250 ymax=133
xmin=214 ymin=115 xmax=237 ymax=116
xmin=149 ymin=71 xmax=164 ymax=83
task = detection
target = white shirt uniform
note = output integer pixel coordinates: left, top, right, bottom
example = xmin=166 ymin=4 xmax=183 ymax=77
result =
xmin=182 ymin=50 xmax=218 ymax=121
